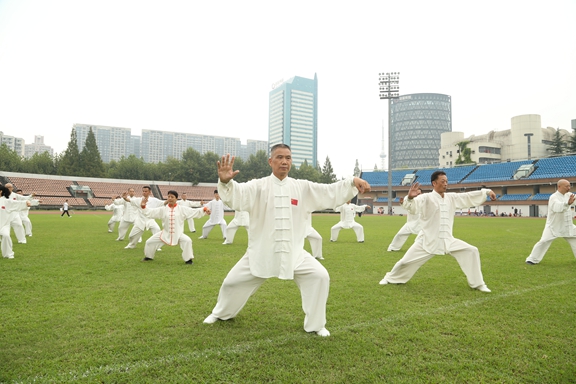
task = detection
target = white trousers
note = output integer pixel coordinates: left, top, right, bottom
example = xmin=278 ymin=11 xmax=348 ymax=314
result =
xmin=21 ymin=216 xmax=32 ymax=236
xmin=209 ymin=253 xmax=330 ymax=333
xmin=10 ymin=215 xmax=25 ymax=242
xmin=383 ymin=238 xmax=486 ymax=289
xmin=187 ymin=218 xmax=196 ymax=232
xmin=387 ymin=223 xmax=417 ymax=251
xmin=1 ymin=225 xmax=14 ymax=258
xmin=526 ymin=227 xmax=576 ymax=264
xmin=117 ymin=219 xmax=134 ymax=240
xmin=202 ymin=220 xmax=227 ymax=239
xmin=144 ymin=232 xmax=193 ymax=262
xmin=330 ymin=222 xmax=364 ymax=242
xmin=107 ymin=217 xmax=120 ymax=232
xmin=306 ymin=228 xmax=323 ymax=259
xmin=127 ymin=221 xmax=161 ymax=247
xmin=224 ymin=221 xmax=248 ymax=244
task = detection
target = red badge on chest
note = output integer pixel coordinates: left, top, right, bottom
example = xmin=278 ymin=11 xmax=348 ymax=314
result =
xmin=291 ymin=198 xmax=298 ymax=206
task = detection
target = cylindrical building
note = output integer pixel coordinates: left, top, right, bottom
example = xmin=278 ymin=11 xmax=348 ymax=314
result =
xmin=390 ymin=93 xmax=452 ymax=169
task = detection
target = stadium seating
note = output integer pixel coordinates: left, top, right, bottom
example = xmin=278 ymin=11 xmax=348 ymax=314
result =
xmin=527 ymin=156 xmax=576 ymax=179
xmin=462 ymin=160 xmax=533 ymax=183
xmin=531 ymin=193 xmax=552 ymax=201
xmin=498 ymin=194 xmax=531 ymax=201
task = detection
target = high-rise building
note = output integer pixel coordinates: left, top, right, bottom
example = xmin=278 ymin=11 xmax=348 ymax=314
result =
xmin=268 ymin=74 xmax=318 ymax=168
xmin=390 ymin=93 xmax=452 ymax=169
xmin=73 ymin=124 xmax=132 ymax=163
xmin=24 ymin=135 xmax=54 ymax=158
xmin=0 ymin=131 xmax=25 ymax=157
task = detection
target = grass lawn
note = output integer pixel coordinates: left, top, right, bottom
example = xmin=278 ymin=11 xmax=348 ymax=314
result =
xmin=1 ymin=212 xmax=575 ymax=383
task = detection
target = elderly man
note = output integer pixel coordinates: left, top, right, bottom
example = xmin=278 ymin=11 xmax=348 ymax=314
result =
xmin=380 ymin=171 xmax=496 ymax=292
xmin=5 ymin=183 xmax=33 ymax=243
xmin=116 ymin=188 xmax=138 ymax=241
xmin=526 ymin=179 xmax=576 ymax=265
xmin=203 ymin=144 xmax=371 ymax=337
xmin=0 ymin=185 xmax=38 ymax=259
xmin=139 ymin=190 xmax=209 ymax=264
xmin=387 ymin=192 xmax=422 ymax=252
xmin=178 ymin=192 xmax=203 ymax=233
xmin=330 ymin=200 xmax=370 ymax=243
xmin=122 ymin=186 xmax=164 ymax=249
xmin=105 ymin=197 xmax=124 ymax=233
xmin=199 ymin=190 xmax=227 ymax=240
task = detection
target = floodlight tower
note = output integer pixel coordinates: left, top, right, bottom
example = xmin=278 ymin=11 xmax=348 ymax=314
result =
xmin=379 ymin=72 xmax=400 ymax=215
xmin=379 ymin=120 xmax=387 ymax=170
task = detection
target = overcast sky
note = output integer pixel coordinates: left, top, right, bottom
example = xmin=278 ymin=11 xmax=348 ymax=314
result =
xmin=0 ymin=0 xmax=574 ymax=178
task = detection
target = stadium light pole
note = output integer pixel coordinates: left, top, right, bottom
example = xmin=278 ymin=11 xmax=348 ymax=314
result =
xmin=379 ymin=72 xmax=400 ymax=215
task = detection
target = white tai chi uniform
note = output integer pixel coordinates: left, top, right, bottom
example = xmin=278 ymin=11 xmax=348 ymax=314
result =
xmin=7 ymin=192 xmax=31 ymax=243
xmin=1 ymin=197 xmax=38 ymax=258
xmin=116 ymin=197 xmax=138 ymax=241
xmin=381 ymin=189 xmax=492 ymax=289
xmin=105 ymin=203 xmax=124 ymax=233
xmin=526 ymin=191 xmax=576 ymax=264
xmin=178 ymin=199 xmax=202 ymax=232
xmin=305 ymin=214 xmax=323 ymax=260
xmin=125 ymin=197 xmax=164 ymax=248
xmin=201 ymin=199 xmax=227 ymax=239
xmin=20 ymin=207 xmax=33 ymax=237
xmin=387 ymin=211 xmax=422 ymax=251
xmin=142 ymin=203 xmax=207 ymax=262
xmin=206 ymin=174 xmax=358 ymax=333
xmin=223 ymin=210 xmax=249 ymax=244
xmin=330 ymin=203 xmax=368 ymax=242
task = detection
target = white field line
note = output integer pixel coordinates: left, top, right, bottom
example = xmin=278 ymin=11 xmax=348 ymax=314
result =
xmin=14 ymin=278 xmax=575 ymax=384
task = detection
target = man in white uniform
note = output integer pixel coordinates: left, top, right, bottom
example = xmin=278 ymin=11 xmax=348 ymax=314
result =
xmin=16 ymin=189 xmax=34 ymax=237
xmin=116 ymin=188 xmax=138 ymax=241
xmin=526 ymin=179 xmax=576 ymax=265
xmin=203 ymin=144 xmax=371 ymax=337
xmin=199 ymin=190 xmax=227 ymax=240
xmin=122 ymin=186 xmax=164 ymax=249
xmin=105 ymin=197 xmax=124 ymax=233
xmin=222 ymin=210 xmax=249 ymax=244
xmin=0 ymin=185 xmax=38 ymax=259
xmin=5 ymin=183 xmax=32 ymax=243
xmin=379 ymin=171 xmax=495 ymax=292
xmin=139 ymin=190 xmax=209 ymax=264
xmin=387 ymin=193 xmax=423 ymax=252
xmin=330 ymin=201 xmax=370 ymax=243
xmin=178 ymin=193 xmax=203 ymax=232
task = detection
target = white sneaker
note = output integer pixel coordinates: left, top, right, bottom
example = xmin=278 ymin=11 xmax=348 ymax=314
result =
xmin=108 ymin=230 xmax=113 ymax=233
xmin=199 ymin=236 xmax=206 ymax=239
xmin=315 ymin=256 xmax=325 ymax=260
xmin=124 ymin=245 xmax=136 ymax=249
xmin=222 ymin=242 xmax=229 ymax=245
xmin=316 ymin=328 xmax=330 ymax=337
xmin=379 ymin=278 xmax=389 ymax=285
xmin=203 ymin=314 xmax=219 ymax=324
xmin=18 ymin=241 xmax=26 ymax=244
xmin=3 ymin=254 xmax=14 ymax=259
xmin=476 ymin=285 xmax=491 ymax=293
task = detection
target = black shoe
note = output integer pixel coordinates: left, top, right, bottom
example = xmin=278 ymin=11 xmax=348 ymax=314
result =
xmin=525 ymin=261 xmax=536 ymax=265
xmin=185 ymin=259 xmax=193 ymax=264
xmin=142 ymin=257 xmax=153 ymax=262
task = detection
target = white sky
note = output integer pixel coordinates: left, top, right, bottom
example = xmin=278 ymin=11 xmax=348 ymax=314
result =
xmin=0 ymin=0 xmax=574 ymax=178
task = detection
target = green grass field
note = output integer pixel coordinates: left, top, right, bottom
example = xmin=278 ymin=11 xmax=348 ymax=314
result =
xmin=1 ymin=213 xmax=575 ymax=383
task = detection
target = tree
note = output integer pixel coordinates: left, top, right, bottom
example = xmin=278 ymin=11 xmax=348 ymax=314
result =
xmin=107 ymin=155 xmax=149 ymax=180
xmin=455 ymin=141 xmax=474 ymax=165
xmin=198 ymin=152 xmax=221 ymax=183
xmin=58 ymin=129 xmax=82 ymax=175
xmin=79 ymin=128 xmax=105 ymax=177
xmin=320 ymin=156 xmax=336 ymax=184
xmin=547 ymin=128 xmax=566 ymax=155
xmin=239 ymin=150 xmax=270 ymax=181
xmin=24 ymin=152 xmax=56 ymax=175
xmin=0 ymin=143 xmax=23 ymax=172
xmin=290 ymin=159 xmax=320 ymax=182
xmin=181 ymin=147 xmax=205 ymax=185
xmin=353 ymin=159 xmax=360 ymax=177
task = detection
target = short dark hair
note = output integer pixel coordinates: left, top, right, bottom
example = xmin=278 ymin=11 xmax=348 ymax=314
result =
xmin=143 ymin=186 xmax=151 ymax=191
xmin=167 ymin=190 xmax=178 ymax=198
xmin=0 ymin=185 xmax=9 ymax=198
xmin=214 ymin=190 xmax=218 ymax=194
xmin=270 ymin=143 xmax=291 ymax=156
xmin=431 ymin=171 xmax=446 ymax=183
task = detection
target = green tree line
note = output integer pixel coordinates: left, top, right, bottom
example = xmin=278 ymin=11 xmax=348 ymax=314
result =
xmin=0 ymin=128 xmax=338 ymax=184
